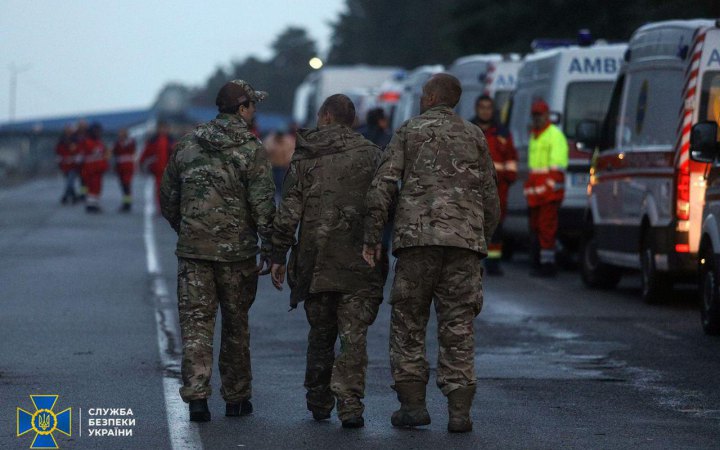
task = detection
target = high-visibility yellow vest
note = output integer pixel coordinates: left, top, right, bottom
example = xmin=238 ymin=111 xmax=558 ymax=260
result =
xmin=528 ymin=124 xmax=568 ymax=171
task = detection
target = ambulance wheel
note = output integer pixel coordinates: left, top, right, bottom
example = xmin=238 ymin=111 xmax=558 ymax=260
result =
xmin=581 ymin=233 xmax=621 ymax=289
xmin=699 ymin=246 xmax=720 ymax=335
xmin=640 ymin=232 xmax=671 ymax=304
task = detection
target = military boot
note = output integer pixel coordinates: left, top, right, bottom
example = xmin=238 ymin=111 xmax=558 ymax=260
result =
xmin=189 ymin=399 xmax=210 ymax=422
xmin=225 ymin=400 xmax=253 ymax=417
xmin=447 ymin=386 xmax=475 ymax=433
xmin=390 ymin=382 xmax=431 ymax=427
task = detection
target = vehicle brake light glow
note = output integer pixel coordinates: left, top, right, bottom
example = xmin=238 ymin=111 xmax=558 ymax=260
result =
xmin=379 ymin=91 xmax=401 ymax=103
xmin=675 ymin=244 xmax=690 ymax=253
xmin=676 ymin=166 xmax=690 ymax=220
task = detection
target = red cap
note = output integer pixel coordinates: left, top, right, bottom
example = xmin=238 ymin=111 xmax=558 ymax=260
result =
xmin=531 ymin=99 xmax=549 ymax=114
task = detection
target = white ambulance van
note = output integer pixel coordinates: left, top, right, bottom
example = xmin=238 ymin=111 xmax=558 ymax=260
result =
xmin=505 ymin=42 xmax=626 ymax=250
xmin=391 ymin=65 xmax=444 ymax=129
xmin=582 ymin=20 xmax=719 ymax=305
xmin=686 ymin=20 xmax=720 ymax=334
xmin=449 ymin=54 xmax=522 ymax=121
xmin=292 ymin=65 xmax=401 ymax=128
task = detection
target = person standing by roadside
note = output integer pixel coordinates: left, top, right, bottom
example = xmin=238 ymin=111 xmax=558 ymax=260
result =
xmin=160 ymin=80 xmax=275 ymax=422
xmin=523 ymin=99 xmax=568 ymax=277
xmin=470 ymin=95 xmax=518 ymax=275
xmin=140 ymin=121 xmax=175 ymax=205
xmin=56 ymin=125 xmax=80 ymax=204
xmin=80 ymin=123 xmax=110 ymax=213
xmin=361 ymin=107 xmax=392 ymax=149
xmin=113 ymin=128 xmax=136 ymax=212
xmin=71 ymin=120 xmax=89 ymax=202
xmin=270 ymin=94 xmax=386 ymax=429
xmin=363 ymin=74 xmax=499 ymax=433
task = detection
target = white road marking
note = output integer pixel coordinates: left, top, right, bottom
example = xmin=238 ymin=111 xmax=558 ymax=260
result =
xmin=144 ymin=179 xmax=203 ymax=450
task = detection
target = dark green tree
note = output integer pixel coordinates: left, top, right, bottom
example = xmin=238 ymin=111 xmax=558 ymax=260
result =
xmin=452 ymin=0 xmax=720 ymax=55
xmin=327 ymin=0 xmax=462 ymax=68
xmin=192 ymin=26 xmax=317 ymax=114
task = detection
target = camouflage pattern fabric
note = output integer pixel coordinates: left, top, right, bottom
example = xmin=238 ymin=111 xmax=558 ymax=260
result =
xmin=364 ymin=105 xmax=500 ymax=255
xmin=177 ymin=257 xmax=258 ymax=403
xmin=272 ymin=123 xmax=386 ymax=308
xmin=228 ymin=79 xmax=268 ymax=102
xmin=160 ymin=113 xmax=276 ymax=262
xmin=304 ymin=290 xmax=382 ymax=420
xmin=389 ymin=246 xmax=483 ymax=396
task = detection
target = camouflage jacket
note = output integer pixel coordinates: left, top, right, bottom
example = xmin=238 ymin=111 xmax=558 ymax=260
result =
xmin=364 ymin=105 xmax=500 ymax=256
xmin=272 ymin=124 xmax=385 ymax=307
xmin=160 ymin=113 xmax=275 ymax=262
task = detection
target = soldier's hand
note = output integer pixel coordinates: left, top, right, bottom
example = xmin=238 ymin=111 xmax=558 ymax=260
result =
xmin=362 ymin=243 xmax=382 ymax=268
xmin=271 ymin=264 xmax=286 ymax=290
xmin=256 ymin=255 xmax=272 ymax=276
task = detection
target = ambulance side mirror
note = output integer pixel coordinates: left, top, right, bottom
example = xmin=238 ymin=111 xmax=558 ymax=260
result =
xmin=576 ymin=119 xmax=600 ymax=151
xmin=690 ymin=121 xmax=720 ymax=163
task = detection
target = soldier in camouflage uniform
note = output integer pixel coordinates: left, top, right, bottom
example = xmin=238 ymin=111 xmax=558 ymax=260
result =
xmin=160 ymin=80 xmax=276 ymax=422
xmin=363 ymin=73 xmax=500 ymax=433
xmin=270 ymin=94 xmax=386 ymax=429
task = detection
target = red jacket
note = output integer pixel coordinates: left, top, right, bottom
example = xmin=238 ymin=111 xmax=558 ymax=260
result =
xmin=140 ymin=133 xmax=175 ymax=177
xmin=80 ymin=137 xmax=109 ymax=176
xmin=56 ymin=138 xmax=78 ymax=173
xmin=113 ymin=138 xmax=136 ymax=173
xmin=480 ymin=124 xmax=518 ymax=219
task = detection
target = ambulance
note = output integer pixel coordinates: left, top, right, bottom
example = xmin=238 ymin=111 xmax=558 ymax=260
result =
xmin=686 ymin=21 xmax=720 ymax=334
xmin=505 ymin=41 xmax=626 ymax=250
xmin=292 ymin=65 xmax=401 ymax=128
xmin=391 ymin=65 xmax=444 ymax=129
xmin=582 ymin=20 xmax=720 ymax=306
xmin=449 ymin=54 xmax=522 ymax=122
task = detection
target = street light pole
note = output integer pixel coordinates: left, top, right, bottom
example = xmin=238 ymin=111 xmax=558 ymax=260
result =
xmin=8 ymin=63 xmax=31 ymax=123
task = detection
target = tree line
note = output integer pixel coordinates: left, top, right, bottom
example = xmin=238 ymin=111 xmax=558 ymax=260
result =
xmin=186 ymin=0 xmax=720 ymax=115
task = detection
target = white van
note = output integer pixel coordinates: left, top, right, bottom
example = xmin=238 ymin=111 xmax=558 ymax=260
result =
xmin=391 ymin=65 xmax=444 ymax=130
xmin=583 ymin=20 xmax=719 ymax=305
xmin=292 ymin=65 xmax=402 ymax=128
xmin=505 ymin=42 xmax=626 ymax=248
xmin=449 ymin=54 xmax=521 ymax=121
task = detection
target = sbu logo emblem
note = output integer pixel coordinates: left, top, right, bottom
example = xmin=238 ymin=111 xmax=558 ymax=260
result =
xmin=17 ymin=395 xmax=72 ymax=449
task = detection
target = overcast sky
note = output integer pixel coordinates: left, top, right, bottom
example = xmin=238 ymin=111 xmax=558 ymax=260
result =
xmin=0 ymin=0 xmax=344 ymax=122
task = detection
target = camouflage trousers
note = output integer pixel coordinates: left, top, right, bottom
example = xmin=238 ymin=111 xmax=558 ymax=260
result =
xmin=390 ymin=246 xmax=483 ymax=396
xmin=177 ymin=257 xmax=258 ymax=403
xmin=303 ymin=291 xmax=382 ymax=420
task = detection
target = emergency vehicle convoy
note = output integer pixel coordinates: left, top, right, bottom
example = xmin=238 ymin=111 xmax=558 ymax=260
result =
xmin=505 ymin=41 xmax=626 ymax=248
xmin=449 ymin=54 xmax=522 ymax=122
xmin=582 ymin=20 xmax=720 ymax=310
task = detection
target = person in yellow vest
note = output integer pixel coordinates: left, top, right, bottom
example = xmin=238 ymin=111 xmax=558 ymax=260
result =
xmin=523 ymin=99 xmax=568 ymax=277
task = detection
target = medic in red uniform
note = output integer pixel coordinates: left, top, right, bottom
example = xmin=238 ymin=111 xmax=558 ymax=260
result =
xmin=56 ymin=125 xmax=80 ymax=204
xmin=524 ymin=100 xmax=569 ymax=277
xmin=471 ymin=95 xmax=518 ymax=275
xmin=80 ymin=123 xmax=110 ymax=213
xmin=113 ymin=128 xmax=136 ymax=212
xmin=139 ymin=121 xmax=175 ymax=204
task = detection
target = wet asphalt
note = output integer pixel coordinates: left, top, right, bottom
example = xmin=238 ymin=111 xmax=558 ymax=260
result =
xmin=2 ymin=175 xmax=720 ymax=449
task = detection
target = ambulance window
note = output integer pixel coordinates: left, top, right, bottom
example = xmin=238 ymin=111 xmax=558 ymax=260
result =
xmin=563 ymin=81 xmax=614 ymax=139
xmin=599 ymin=75 xmax=624 ymax=152
xmin=621 ymin=69 xmax=683 ymax=149
xmin=700 ymin=72 xmax=720 ymax=139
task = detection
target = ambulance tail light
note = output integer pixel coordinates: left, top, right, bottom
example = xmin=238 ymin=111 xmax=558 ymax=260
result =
xmin=676 ymin=165 xmax=690 ymax=221
xmin=379 ymin=91 xmax=401 ymax=103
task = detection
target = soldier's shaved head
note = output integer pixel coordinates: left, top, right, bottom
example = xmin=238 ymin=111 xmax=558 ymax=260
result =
xmin=422 ymin=74 xmax=462 ymax=111
xmin=318 ymin=94 xmax=356 ymax=127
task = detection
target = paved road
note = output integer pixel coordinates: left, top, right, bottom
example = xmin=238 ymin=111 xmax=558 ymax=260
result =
xmin=2 ymin=175 xmax=720 ymax=449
